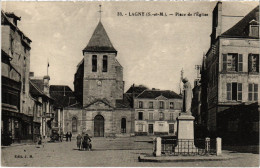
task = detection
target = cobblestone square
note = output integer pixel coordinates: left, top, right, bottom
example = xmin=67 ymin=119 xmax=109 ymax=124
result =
xmin=2 ymin=137 xmax=259 ymax=167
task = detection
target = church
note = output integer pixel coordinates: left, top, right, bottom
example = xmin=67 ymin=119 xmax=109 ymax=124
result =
xmin=61 ymin=8 xmax=183 ymax=137
xmin=63 ymin=20 xmax=134 ymax=137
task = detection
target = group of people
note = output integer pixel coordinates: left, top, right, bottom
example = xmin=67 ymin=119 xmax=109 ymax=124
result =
xmin=65 ymin=132 xmax=72 ymax=142
xmin=76 ymin=133 xmax=92 ymax=151
xmin=58 ymin=132 xmax=72 ymax=142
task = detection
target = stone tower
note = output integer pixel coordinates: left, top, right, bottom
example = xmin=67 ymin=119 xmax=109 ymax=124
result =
xmin=82 ymin=21 xmax=124 ymax=108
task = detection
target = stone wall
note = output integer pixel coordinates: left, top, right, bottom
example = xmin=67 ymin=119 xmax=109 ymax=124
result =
xmin=63 ymin=108 xmax=83 ymax=136
xmin=113 ymin=109 xmax=134 ymax=135
xmin=83 ymin=52 xmax=124 ymax=107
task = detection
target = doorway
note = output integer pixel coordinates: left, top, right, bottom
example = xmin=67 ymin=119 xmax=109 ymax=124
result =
xmin=94 ymin=115 xmax=104 ymax=137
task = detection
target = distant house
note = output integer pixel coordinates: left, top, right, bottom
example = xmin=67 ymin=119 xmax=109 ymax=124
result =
xmin=50 ymin=85 xmax=79 ymax=135
xmin=30 ymin=74 xmax=54 ymax=138
xmin=134 ymin=89 xmax=182 ymax=135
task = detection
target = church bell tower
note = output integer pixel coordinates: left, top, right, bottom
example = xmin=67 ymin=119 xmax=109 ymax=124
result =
xmin=82 ymin=15 xmax=124 ymax=108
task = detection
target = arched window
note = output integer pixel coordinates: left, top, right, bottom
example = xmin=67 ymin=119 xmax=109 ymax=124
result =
xmin=121 ymin=118 xmax=126 ymax=133
xmin=72 ymin=117 xmax=77 ymax=132
xmin=103 ymin=55 xmax=108 ymax=72
xmin=92 ymin=55 xmax=97 ymax=72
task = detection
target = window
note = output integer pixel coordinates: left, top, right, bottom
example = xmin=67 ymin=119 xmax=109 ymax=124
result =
xmin=149 ymin=113 xmax=153 ymax=120
xmin=170 ymin=102 xmax=174 ymax=109
xmin=139 ymin=101 xmax=143 ymax=108
xmin=159 ymin=101 xmax=164 ymax=109
xmin=227 ymin=83 xmax=242 ymax=101
xmin=148 ymin=124 xmax=153 ymax=134
xmin=249 ymin=83 xmax=258 ymax=101
xmin=72 ymin=117 xmax=77 ymax=132
xmin=102 ymin=55 xmax=108 ymax=72
xmin=159 ymin=112 xmax=164 ymax=120
xmin=169 ymin=124 xmax=174 ymax=134
xmin=138 ymin=112 xmax=143 ymax=120
xmin=92 ymin=55 xmax=97 ymax=72
xmin=121 ymin=118 xmax=126 ymax=133
xmin=223 ymin=53 xmax=243 ymax=72
xmin=248 ymin=54 xmax=259 ymax=72
xmin=138 ymin=124 xmax=143 ymax=132
xmin=149 ymin=102 xmax=153 ymax=109
xmin=249 ymin=25 xmax=259 ymax=37
xmin=170 ymin=113 xmax=174 ymax=121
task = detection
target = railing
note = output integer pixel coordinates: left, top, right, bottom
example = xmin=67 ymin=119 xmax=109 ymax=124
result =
xmin=161 ymin=138 xmax=216 ymax=156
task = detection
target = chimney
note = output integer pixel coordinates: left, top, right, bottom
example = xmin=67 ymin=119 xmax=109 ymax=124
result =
xmin=29 ymin=72 xmax=34 ymax=78
xmin=43 ymin=75 xmax=50 ymax=96
xmin=5 ymin=12 xmax=21 ymax=26
xmin=211 ymin=2 xmax=222 ymax=45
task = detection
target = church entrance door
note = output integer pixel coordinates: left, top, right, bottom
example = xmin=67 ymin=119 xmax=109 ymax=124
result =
xmin=94 ymin=115 xmax=104 ymax=137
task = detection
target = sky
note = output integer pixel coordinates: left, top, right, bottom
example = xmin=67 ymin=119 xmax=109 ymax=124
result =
xmin=2 ymin=1 xmax=259 ymax=93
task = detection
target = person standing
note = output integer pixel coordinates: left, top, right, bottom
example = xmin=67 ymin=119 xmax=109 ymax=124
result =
xmin=69 ymin=132 xmax=72 ymax=142
xmin=65 ymin=132 xmax=69 ymax=142
xmin=76 ymin=133 xmax=82 ymax=150
xmin=60 ymin=131 xmax=63 ymax=142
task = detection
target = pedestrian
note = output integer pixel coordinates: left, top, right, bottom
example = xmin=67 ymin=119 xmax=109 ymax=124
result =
xmin=76 ymin=133 xmax=82 ymax=150
xmin=82 ymin=134 xmax=91 ymax=151
xmin=60 ymin=131 xmax=63 ymax=142
xmin=69 ymin=132 xmax=72 ymax=142
xmin=66 ymin=132 xmax=69 ymax=142
xmin=38 ymin=136 xmax=42 ymax=145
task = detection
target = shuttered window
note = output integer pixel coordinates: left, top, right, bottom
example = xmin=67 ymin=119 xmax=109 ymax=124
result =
xmin=248 ymin=54 xmax=259 ymax=72
xmin=227 ymin=83 xmax=242 ymax=101
xmin=249 ymin=84 xmax=258 ymax=101
xmin=237 ymin=83 xmax=242 ymax=101
xmin=227 ymin=83 xmax=232 ymax=100
xmin=238 ymin=54 xmax=243 ymax=72
xmin=223 ymin=53 xmax=244 ymax=72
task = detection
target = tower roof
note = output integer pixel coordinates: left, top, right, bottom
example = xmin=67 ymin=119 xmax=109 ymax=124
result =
xmin=83 ymin=21 xmax=117 ymax=53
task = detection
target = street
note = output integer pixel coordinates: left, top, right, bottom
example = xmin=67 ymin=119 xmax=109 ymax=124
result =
xmin=1 ymin=137 xmax=259 ymax=167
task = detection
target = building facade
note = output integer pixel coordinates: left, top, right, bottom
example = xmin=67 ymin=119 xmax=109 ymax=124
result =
xmin=134 ymin=89 xmax=182 ymax=135
xmin=201 ymin=2 xmax=259 ymax=144
xmin=30 ymin=75 xmax=55 ymax=138
xmin=1 ymin=11 xmax=33 ymax=143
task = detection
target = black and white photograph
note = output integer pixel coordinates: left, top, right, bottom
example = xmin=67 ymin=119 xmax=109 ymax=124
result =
xmin=1 ymin=1 xmax=259 ymax=167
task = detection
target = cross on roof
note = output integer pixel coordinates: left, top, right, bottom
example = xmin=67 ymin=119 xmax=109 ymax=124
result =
xmin=98 ymin=5 xmax=103 ymax=21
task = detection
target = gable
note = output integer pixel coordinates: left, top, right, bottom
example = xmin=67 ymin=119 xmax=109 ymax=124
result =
xmin=84 ymin=99 xmax=112 ymax=110
xmin=155 ymin=95 xmax=168 ymax=100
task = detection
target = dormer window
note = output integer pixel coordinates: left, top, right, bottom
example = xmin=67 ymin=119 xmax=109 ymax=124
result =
xmin=250 ymin=25 xmax=259 ymax=37
xmin=249 ymin=20 xmax=259 ymax=37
